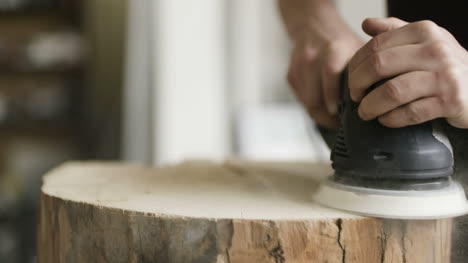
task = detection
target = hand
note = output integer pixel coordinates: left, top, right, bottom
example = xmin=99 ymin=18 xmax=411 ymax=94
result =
xmin=288 ymin=34 xmax=363 ymax=129
xmin=349 ymin=17 xmax=468 ymax=128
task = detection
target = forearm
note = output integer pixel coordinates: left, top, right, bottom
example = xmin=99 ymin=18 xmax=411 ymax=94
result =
xmin=278 ymin=0 xmax=355 ymax=42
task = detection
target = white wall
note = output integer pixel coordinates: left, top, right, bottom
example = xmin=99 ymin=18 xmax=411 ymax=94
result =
xmin=229 ymin=0 xmax=386 ymax=161
xmin=337 ymin=0 xmax=386 ymax=39
xmin=123 ymin=0 xmax=153 ymax=163
xmin=151 ymin=0 xmax=229 ymax=164
xmin=123 ymin=0 xmax=387 ymax=164
xmin=228 ymin=0 xmax=387 ymax=108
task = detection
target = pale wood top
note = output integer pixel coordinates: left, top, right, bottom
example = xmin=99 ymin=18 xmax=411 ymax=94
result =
xmin=42 ymin=160 xmax=359 ymax=220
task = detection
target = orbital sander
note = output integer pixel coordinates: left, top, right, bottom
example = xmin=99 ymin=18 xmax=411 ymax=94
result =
xmin=313 ymin=68 xmax=468 ymax=219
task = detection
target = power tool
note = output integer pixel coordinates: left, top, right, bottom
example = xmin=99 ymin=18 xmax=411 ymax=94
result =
xmin=313 ymin=68 xmax=468 ymax=219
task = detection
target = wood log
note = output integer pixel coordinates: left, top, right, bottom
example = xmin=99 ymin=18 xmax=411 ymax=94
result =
xmin=38 ymin=161 xmax=452 ymax=263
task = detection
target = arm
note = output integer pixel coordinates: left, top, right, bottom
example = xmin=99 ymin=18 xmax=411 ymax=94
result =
xmin=279 ymin=0 xmax=352 ymax=42
xmin=278 ymin=0 xmax=364 ymax=129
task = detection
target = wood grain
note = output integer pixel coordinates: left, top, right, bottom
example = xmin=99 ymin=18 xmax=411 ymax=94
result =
xmin=38 ymin=161 xmax=452 ymax=263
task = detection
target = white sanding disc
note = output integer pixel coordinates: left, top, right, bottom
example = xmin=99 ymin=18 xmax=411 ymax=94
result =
xmin=313 ymin=177 xmax=468 ymax=219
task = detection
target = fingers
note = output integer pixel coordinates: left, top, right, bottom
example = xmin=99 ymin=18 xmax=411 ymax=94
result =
xmin=378 ymin=97 xmax=445 ymax=128
xmin=358 ymin=71 xmax=437 ymax=120
xmin=345 ymin=18 xmax=468 ymax=128
xmin=349 ymin=20 xmax=442 ymax=76
xmin=288 ymin=45 xmax=317 ymax=104
xmin=320 ymin=44 xmax=349 ymax=115
xmin=300 ymin=46 xmax=322 ymax=109
xmin=447 ymin=115 xmax=468 ymax=129
xmin=288 ymin=44 xmax=339 ymax=129
xmin=304 ymin=69 xmax=339 ymax=129
xmin=362 ymin=17 xmax=408 ymax=37
xmin=349 ymin=43 xmax=444 ymax=100
xmin=308 ymin=107 xmax=340 ymax=129
xmin=321 ymin=67 xmax=339 ymax=115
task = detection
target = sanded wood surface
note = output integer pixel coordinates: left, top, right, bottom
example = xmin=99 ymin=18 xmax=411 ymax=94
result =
xmin=38 ymin=161 xmax=451 ymax=263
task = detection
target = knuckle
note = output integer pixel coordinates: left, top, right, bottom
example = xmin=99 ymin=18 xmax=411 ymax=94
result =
xmin=439 ymin=66 xmax=462 ymax=92
xmin=298 ymin=46 xmax=318 ymax=65
xmin=369 ymin=36 xmax=382 ymax=52
xmin=419 ymin=20 xmax=438 ymax=30
xmin=388 ymin=17 xmax=400 ymax=23
xmin=384 ymin=80 xmax=404 ymax=103
xmin=406 ymin=104 xmax=423 ymax=124
xmin=426 ymin=41 xmax=452 ymax=62
xmin=324 ymin=59 xmax=342 ymax=74
xmin=370 ymin=53 xmax=385 ymax=76
xmin=416 ymin=20 xmax=440 ymax=38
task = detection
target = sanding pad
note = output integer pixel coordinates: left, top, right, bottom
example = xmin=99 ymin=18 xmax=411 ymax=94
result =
xmin=313 ymin=177 xmax=468 ymax=219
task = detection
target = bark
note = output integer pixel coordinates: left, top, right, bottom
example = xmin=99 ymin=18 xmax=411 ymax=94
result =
xmin=38 ymin=161 xmax=452 ymax=263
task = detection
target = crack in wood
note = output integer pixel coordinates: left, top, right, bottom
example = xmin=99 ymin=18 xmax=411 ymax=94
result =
xmin=39 ymin=164 xmax=453 ymax=263
xmin=380 ymin=228 xmax=387 ymax=263
xmin=137 ymin=226 xmax=143 ymax=259
xmin=225 ymin=248 xmax=231 ymax=263
xmin=336 ymin=219 xmax=346 ymax=263
xmin=401 ymin=222 xmax=407 ymax=263
xmin=269 ymin=241 xmax=285 ymax=263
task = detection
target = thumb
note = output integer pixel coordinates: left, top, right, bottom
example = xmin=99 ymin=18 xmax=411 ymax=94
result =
xmin=362 ymin=17 xmax=408 ymax=36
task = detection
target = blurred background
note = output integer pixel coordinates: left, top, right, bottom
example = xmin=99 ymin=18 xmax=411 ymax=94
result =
xmin=0 ymin=0 xmax=384 ymax=262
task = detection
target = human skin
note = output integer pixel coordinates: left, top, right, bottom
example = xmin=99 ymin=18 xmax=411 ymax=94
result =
xmin=279 ymin=1 xmax=468 ymax=129
xmin=350 ymin=17 xmax=468 ymax=129
xmin=278 ymin=0 xmax=363 ymax=129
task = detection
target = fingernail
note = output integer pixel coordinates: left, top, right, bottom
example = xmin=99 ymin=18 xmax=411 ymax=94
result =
xmin=327 ymin=103 xmax=338 ymax=115
xmin=358 ymin=106 xmax=365 ymax=119
xmin=350 ymin=92 xmax=360 ymax=102
xmin=358 ymin=106 xmax=370 ymax=121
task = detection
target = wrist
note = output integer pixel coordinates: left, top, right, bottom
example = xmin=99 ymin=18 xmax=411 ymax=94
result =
xmin=292 ymin=28 xmax=363 ymax=53
xmin=284 ymin=1 xmax=359 ymax=46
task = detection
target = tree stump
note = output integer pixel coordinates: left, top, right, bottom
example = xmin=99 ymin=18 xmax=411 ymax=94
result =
xmin=38 ymin=161 xmax=452 ymax=263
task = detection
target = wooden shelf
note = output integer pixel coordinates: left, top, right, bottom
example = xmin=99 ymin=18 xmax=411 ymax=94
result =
xmin=0 ymin=67 xmax=84 ymax=77
xmin=0 ymin=119 xmax=80 ymax=136
xmin=0 ymin=2 xmax=84 ymax=26
xmin=0 ymin=9 xmax=58 ymax=17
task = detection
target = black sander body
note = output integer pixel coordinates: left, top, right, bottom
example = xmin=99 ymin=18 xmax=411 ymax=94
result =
xmin=313 ymin=68 xmax=468 ymax=219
